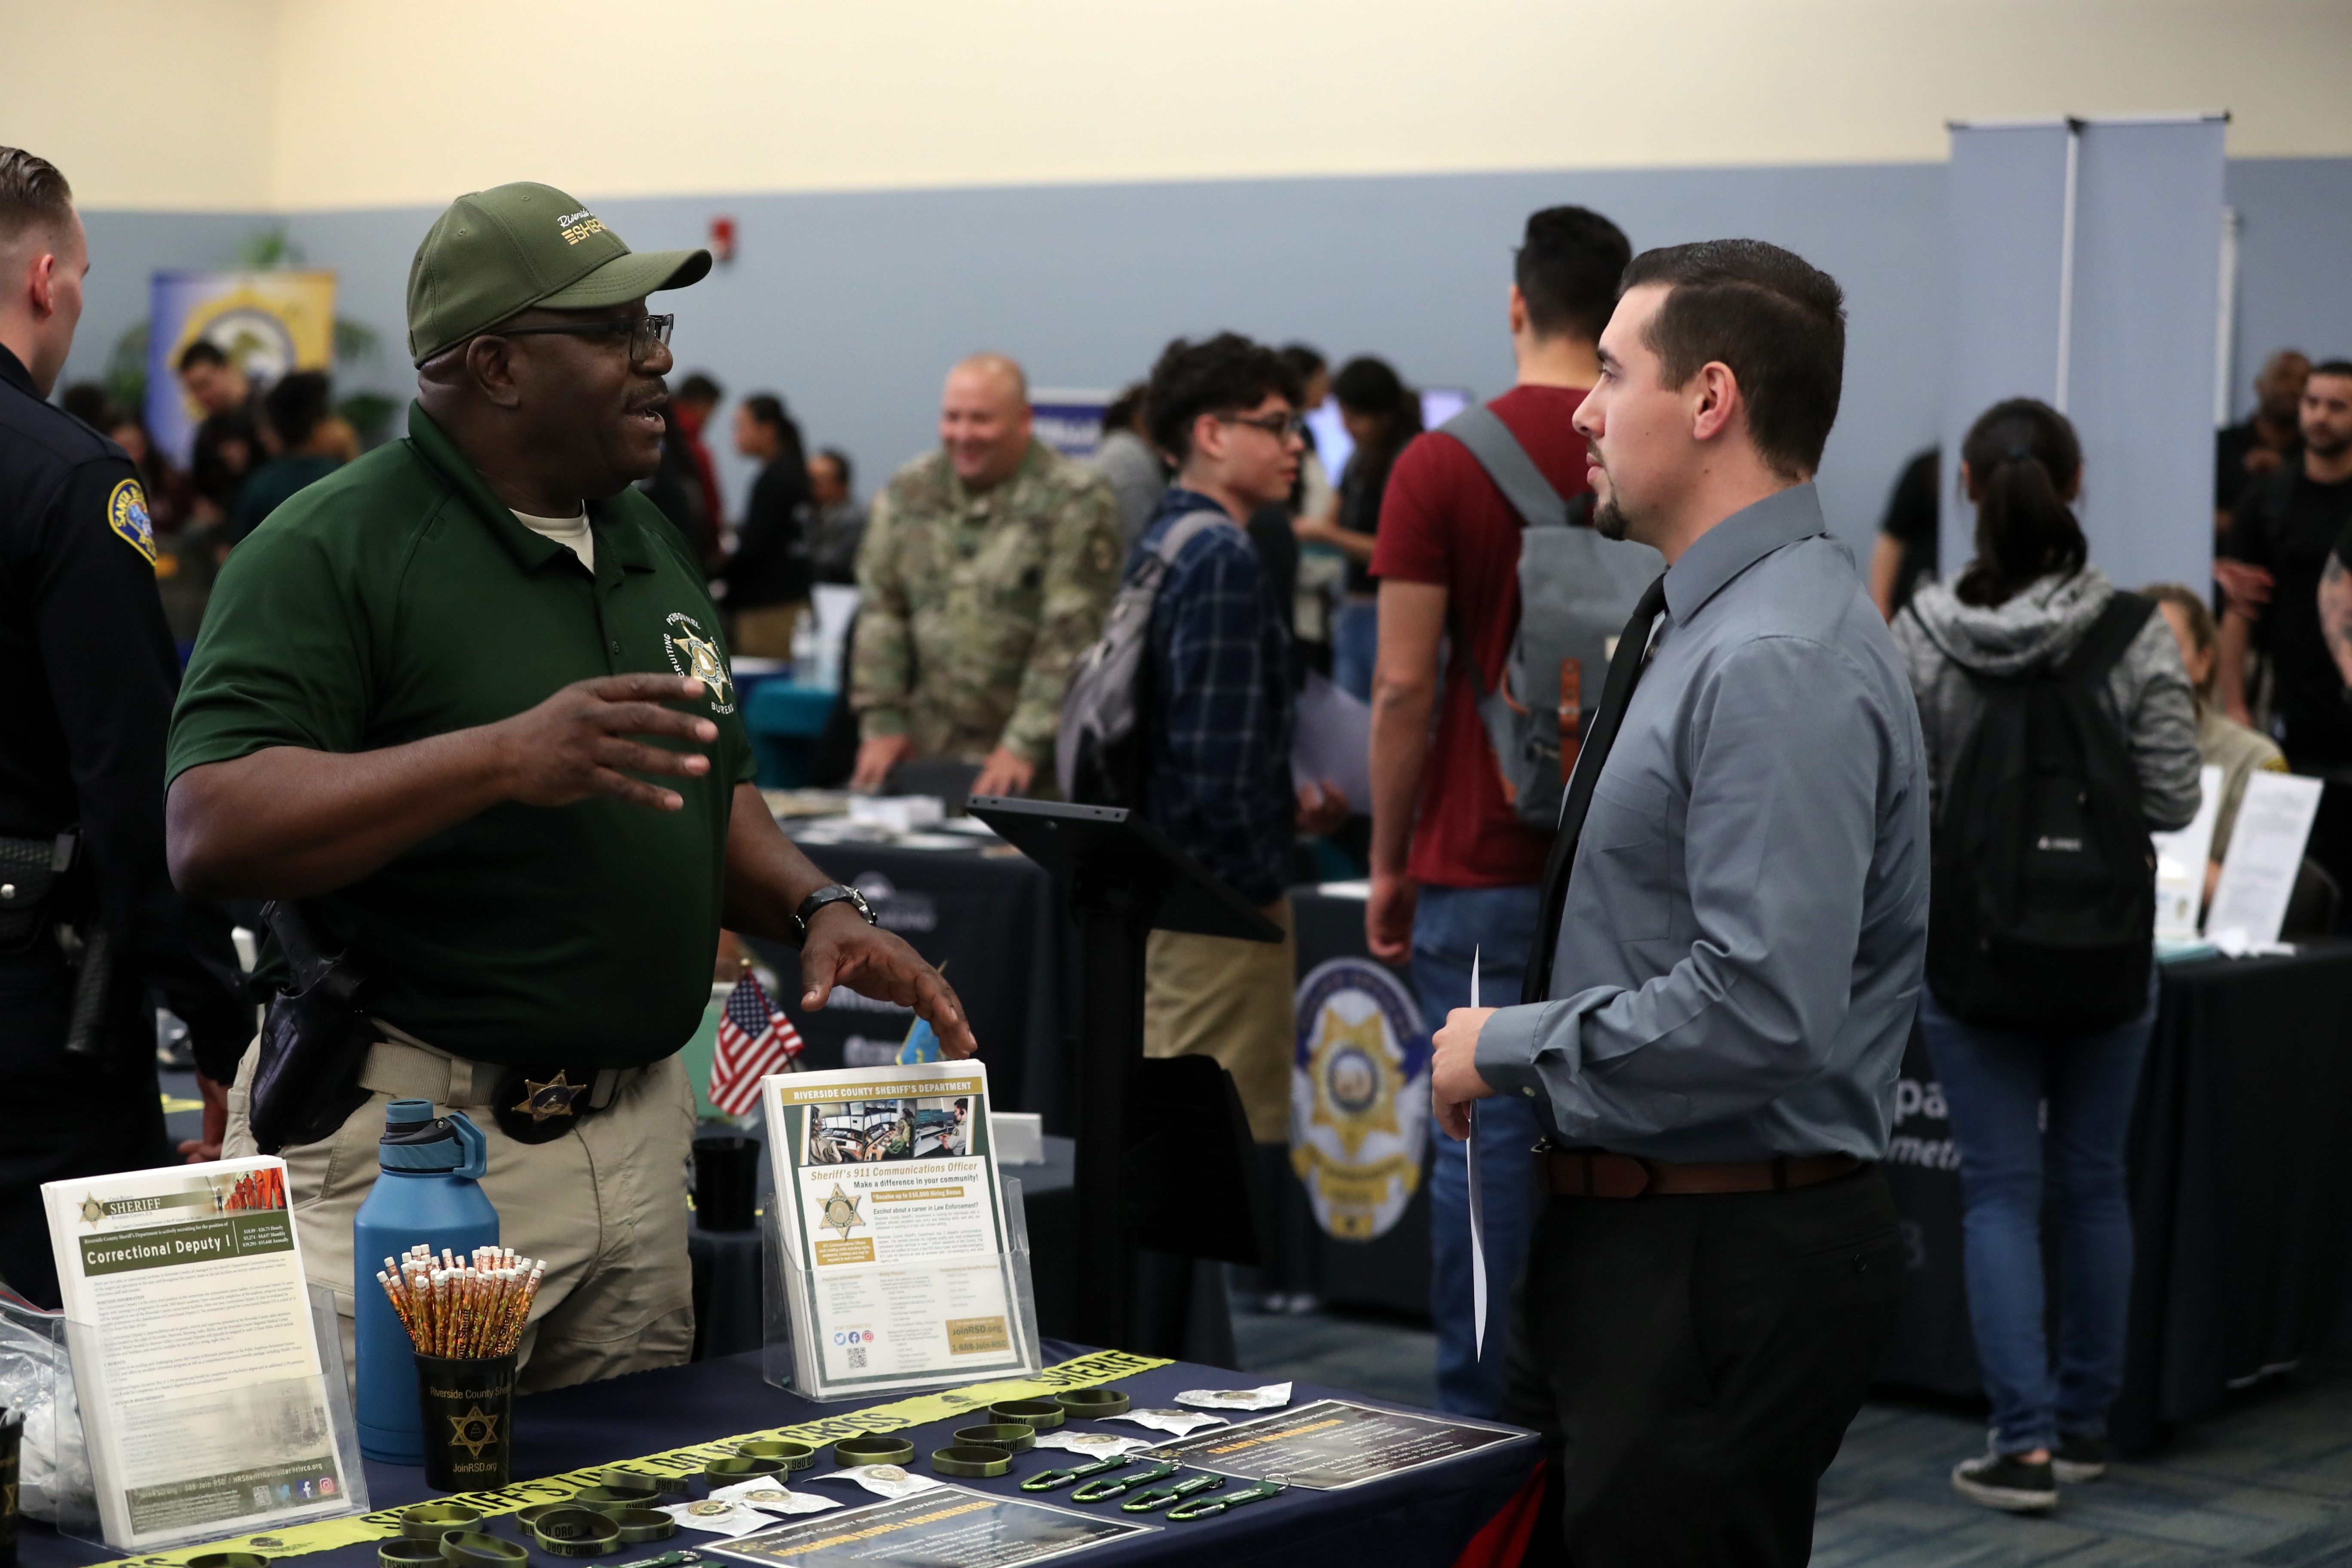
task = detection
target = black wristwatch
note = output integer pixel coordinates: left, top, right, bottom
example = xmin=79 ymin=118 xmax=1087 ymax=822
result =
xmin=793 ymin=883 xmax=876 ymax=945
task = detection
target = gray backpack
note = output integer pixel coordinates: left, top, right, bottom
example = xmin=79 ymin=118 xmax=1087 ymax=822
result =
xmin=1055 ymin=511 xmax=1232 ymax=806
xmin=1442 ymin=406 xmax=1663 ymax=830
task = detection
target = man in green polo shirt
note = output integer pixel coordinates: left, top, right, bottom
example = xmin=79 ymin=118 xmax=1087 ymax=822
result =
xmin=165 ymin=183 xmax=974 ymax=1390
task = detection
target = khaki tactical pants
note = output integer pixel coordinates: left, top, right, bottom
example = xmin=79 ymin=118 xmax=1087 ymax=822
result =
xmin=1143 ymin=896 xmax=1297 ymax=1144
xmin=225 ymin=1034 xmax=697 ymax=1393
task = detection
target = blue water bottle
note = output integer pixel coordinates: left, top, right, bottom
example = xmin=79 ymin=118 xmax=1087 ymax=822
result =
xmin=353 ymin=1101 xmax=497 ymax=1463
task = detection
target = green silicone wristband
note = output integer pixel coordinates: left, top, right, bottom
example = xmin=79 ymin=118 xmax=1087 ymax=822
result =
xmin=833 ymin=1435 xmax=916 ymax=1467
xmin=930 ymin=1444 xmax=1013 ymax=1478
xmin=400 ymin=1505 xmax=485 ymax=1541
xmin=530 ymin=1510 xmax=622 ymax=1559
xmin=188 ymin=1555 xmax=273 ymax=1568
xmin=380 ymin=1540 xmax=448 ymax=1568
xmin=569 ymin=1486 xmax=653 ymax=1517
xmin=737 ymin=1440 xmax=818 ymax=1471
xmin=701 ymin=1455 xmax=784 ymax=1483
xmin=989 ymin=1400 xmax=1064 ymax=1430
xmin=1055 ymin=1387 xmax=1131 ymax=1418
xmin=953 ymin=1423 xmax=1035 ymax=1453
xmin=438 ymin=1532 xmax=530 ymax=1568
xmin=611 ymin=1509 xmax=678 ymax=1544
xmin=597 ymin=1467 xmax=687 ymax=1497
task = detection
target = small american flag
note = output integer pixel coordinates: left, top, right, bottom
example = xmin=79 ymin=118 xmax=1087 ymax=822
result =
xmin=709 ymin=969 xmax=804 ymax=1115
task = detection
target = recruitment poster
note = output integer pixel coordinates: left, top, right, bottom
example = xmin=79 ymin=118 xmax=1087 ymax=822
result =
xmin=763 ymin=1063 xmax=1037 ymax=1400
xmin=144 ymin=269 xmax=337 ymax=466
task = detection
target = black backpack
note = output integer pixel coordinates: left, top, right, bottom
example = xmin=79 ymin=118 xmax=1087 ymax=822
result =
xmin=1923 ymin=591 xmax=2157 ymax=1034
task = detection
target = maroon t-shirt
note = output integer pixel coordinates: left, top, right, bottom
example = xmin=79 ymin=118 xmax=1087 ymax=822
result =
xmin=1369 ymin=384 xmax=1590 ymax=888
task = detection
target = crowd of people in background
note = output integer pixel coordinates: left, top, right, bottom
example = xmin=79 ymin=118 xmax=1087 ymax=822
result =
xmin=31 ymin=169 xmax=2352 ymax=1534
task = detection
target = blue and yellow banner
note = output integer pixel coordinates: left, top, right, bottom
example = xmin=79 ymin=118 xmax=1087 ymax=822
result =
xmin=144 ymin=270 xmax=336 ymax=466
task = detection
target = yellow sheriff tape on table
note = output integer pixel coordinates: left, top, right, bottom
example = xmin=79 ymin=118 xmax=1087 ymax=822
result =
xmin=93 ymin=1348 xmax=1171 ymax=1568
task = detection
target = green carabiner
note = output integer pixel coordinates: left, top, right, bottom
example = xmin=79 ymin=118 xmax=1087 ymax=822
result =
xmin=1167 ymin=1474 xmax=1289 ymax=1521
xmin=1020 ymin=1452 xmax=1132 ymax=1493
xmin=1070 ymin=1458 xmax=1176 ymax=1504
xmin=1121 ymin=1472 xmax=1225 ymax=1513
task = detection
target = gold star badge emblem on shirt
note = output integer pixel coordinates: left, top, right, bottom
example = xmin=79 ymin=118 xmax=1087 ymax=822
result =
xmin=514 ymin=1072 xmax=585 ymax=1124
xmin=448 ymin=1405 xmax=500 ymax=1458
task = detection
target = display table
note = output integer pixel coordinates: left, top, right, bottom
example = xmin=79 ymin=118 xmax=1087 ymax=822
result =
xmin=20 ymin=1344 xmax=1540 ymax=1568
xmin=1289 ymin=888 xmax=2352 ymax=1455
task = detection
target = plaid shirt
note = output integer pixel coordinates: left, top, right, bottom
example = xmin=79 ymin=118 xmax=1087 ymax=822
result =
xmin=1134 ymin=488 xmax=1294 ymax=905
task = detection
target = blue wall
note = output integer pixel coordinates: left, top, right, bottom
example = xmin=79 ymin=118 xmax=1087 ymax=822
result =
xmin=62 ymin=156 xmax=2352 ymax=560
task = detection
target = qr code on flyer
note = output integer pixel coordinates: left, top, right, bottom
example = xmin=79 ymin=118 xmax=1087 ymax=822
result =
xmin=846 ymin=1343 xmax=867 ymax=1369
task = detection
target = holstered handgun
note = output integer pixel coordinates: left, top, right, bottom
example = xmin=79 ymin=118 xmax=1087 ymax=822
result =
xmin=246 ymin=900 xmax=377 ymax=1154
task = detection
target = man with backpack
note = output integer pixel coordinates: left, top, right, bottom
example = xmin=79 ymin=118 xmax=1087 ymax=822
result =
xmin=1081 ymin=334 xmax=1341 ymax=1149
xmin=1364 ymin=205 xmax=1643 ymax=1416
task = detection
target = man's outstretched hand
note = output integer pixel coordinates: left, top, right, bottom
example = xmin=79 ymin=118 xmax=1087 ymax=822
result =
xmin=796 ymin=904 xmax=977 ymax=1057
xmin=497 ymin=674 xmax=718 ymax=812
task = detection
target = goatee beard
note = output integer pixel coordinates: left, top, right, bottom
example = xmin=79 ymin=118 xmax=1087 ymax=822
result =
xmin=1594 ymin=497 xmax=1631 ymax=541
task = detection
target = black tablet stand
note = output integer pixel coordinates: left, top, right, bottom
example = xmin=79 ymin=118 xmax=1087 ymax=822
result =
xmin=967 ymin=796 xmax=1280 ymax=1351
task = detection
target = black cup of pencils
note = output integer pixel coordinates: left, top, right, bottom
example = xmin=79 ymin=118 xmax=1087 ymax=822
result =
xmin=380 ymin=1246 xmax=542 ymax=1489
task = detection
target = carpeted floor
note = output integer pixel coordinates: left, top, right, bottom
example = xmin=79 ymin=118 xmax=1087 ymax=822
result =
xmin=1229 ymin=1298 xmax=2352 ymax=1565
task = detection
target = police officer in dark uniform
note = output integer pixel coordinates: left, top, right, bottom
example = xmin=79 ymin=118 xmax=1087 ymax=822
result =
xmin=0 ymin=147 xmax=249 ymax=1305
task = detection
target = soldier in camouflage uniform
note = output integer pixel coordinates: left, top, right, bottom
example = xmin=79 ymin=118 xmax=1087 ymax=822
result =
xmin=850 ymin=355 xmax=1123 ymax=797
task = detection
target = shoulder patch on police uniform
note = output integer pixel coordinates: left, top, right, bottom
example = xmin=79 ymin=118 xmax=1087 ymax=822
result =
xmin=106 ymin=478 xmax=157 ymax=564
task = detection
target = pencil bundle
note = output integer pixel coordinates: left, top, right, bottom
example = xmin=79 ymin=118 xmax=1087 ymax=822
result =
xmin=374 ymin=1244 xmax=545 ymax=1360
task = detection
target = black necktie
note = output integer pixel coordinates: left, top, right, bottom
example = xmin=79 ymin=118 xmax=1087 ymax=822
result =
xmin=1522 ymin=573 xmax=1669 ymax=1005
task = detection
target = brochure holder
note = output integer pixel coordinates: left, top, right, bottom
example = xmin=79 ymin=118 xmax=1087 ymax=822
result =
xmin=761 ymin=1178 xmax=1043 ymax=1402
xmin=0 ymin=1294 xmax=98 ymax=1542
xmin=966 ymin=797 xmax=1281 ymax=1351
xmin=55 ymin=1283 xmax=368 ymax=1552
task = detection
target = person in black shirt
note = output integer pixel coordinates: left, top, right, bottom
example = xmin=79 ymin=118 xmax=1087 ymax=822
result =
xmin=177 ymin=338 xmax=262 ymax=521
xmin=2219 ymin=359 xmax=2352 ymax=770
xmin=720 ymin=392 xmax=814 ymax=657
xmin=2214 ymin=349 xmax=2307 ymax=531
xmin=1296 ymin=354 xmax=1421 ymax=700
xmin=1868 ymin=446 xmax=1939 ymax=618
xmin=0 ymin=148 xmax=249 ymax=1304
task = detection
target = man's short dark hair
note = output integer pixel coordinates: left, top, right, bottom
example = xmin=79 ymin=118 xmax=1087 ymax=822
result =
xmin=1100 ymin=381 xmax=1147 ymax=437
xmin=2310 ymin=358 xmax=2352 ymax=382
xmin=1619 ymin=239 xmax=1846 ymax=478
xmin=264 ymin=371 xmax=333 ymax=449
xmin=0 ymin=147 xmax=73 ymax=254
xmin=1516 ymin=206 xmax=1632 ymax=343
xmin=178 ymin=340 xmax=230 ymax=375
xmin=816 ymin=446 xmax=854 ymax=490
xmin=677 ymin=372 xmax=723 ymax=406
xmin=1145 ymin=333 xmax=1302 ymax=462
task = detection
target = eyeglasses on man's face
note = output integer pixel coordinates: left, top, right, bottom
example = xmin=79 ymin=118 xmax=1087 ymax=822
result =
xmin=1220 ymin=410 xmax=1305 ymax=440
xmin=493 ymin=312 xmax=675 ymax=367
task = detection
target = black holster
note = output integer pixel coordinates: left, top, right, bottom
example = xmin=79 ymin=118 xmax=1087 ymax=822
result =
xmin=247 ymin=900 xmax=376 ymax=1155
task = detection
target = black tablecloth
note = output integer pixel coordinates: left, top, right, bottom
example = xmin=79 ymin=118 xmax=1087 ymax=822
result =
xmin=744 ymin=839 xmax=1070 ymax=1129
xmin=22 ymin=1344 xmax=1538 ymax=1568
xmin=1290 ymin=891 xmax=2352 ymax=1455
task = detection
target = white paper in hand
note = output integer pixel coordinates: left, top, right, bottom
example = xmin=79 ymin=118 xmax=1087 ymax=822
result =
xmin=1468 ymin=948 xmax=1488 ymax=1361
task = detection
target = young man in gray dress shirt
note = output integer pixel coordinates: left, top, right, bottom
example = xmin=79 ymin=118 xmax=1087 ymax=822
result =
xmin=1430 ymin=240 xmax=1931 ymax=1567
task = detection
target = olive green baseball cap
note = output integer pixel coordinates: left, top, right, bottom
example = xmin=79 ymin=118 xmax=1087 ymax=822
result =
xmin=406 ymin=181 xmax=710 ymax=365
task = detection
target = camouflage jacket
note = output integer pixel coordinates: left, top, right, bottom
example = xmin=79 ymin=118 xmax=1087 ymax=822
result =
xmin=851 ymin=439 xmax=1122 ymax=764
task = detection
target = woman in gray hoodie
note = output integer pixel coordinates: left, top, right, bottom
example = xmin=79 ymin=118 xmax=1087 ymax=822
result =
xmin=1891 ymin=398 xmax=2200 ymax=1515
